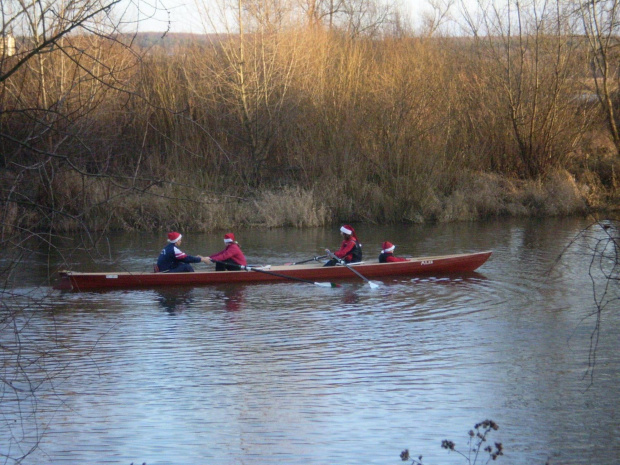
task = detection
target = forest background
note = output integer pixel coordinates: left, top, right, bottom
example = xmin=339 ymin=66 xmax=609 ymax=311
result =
xmin=1 ymin=0 xmax=620 ymax=241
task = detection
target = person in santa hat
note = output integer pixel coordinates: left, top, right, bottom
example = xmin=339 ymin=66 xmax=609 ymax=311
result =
xmin=156 ymin=232 xmax=208 ymax=272
xmin=209 ymin=233 xmax=247 ymax=271
xmin=324 ymin=224 xmax=363 ymax=266
xmin=378 ymin=241 xmax=408 ymax=263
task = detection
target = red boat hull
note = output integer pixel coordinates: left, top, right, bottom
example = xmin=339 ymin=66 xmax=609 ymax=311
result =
xmin=54 ymin=251 xmax=492 ymax=291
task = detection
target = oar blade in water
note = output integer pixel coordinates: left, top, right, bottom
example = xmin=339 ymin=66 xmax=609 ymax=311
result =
xmin=315 ymin=282 xmax=341 ymax=288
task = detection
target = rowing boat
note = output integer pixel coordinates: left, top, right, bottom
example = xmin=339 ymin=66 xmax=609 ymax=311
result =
xmin=54 ymin=251 xmax=492 ymax=291
xmin=55 ymin=251 xmax=492 ymax=291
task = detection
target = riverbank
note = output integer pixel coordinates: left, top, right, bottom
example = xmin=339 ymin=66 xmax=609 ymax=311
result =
xmin=12 ymin=164 xmax=615 ymax=234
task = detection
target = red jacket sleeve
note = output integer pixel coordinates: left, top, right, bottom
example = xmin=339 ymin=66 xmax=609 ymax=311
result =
xmin=334 ymin=239 xmax=355 ymax=259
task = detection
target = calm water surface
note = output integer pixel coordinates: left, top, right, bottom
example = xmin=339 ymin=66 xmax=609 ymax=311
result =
xmin=1 ymin=218 xmax=619 ymax=465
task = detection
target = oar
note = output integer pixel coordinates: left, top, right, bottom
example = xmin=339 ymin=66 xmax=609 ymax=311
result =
xmin=325 ymin=250 xmax=380 ymax=289
xmin=285 ymin=255 xmax=327 ymax=265
xmin=209 ymin=259 xmax=340 ymax=288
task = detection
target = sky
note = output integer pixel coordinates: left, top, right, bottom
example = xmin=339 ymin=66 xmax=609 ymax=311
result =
xmin=127 ymin=0 xmax=201 ymax=33
xmin=125 ymin=0 xmax=442 ymax=34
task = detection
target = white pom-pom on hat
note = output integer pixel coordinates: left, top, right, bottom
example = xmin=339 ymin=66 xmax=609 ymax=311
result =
xmin=382 ymin=241 xmax=395 ymax=253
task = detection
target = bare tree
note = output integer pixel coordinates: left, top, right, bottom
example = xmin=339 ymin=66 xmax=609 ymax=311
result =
xmin=193 ymin=0 xmax=303 ymax=187
xmin=574 ymin=0 xmax=620 ymax=153
xmin=294 ymin=0 xmax=398 ymax=35
xmin=0 ymin=1 xmax=156 ymax=461
xmin=420 ymin=0 xmax=456 ymax=37
xmin=556 ymin=217 xmax=619 ymax=386
xmin=459 ymin=0 xmax=589 ymax=178
xmin=0 ymin=0 xmax=146 ymax=233
xmin=583 ymin=218 xmax=620 ymax=383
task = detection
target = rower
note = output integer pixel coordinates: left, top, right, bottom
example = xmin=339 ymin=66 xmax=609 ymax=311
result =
xmin=324 ymin=225 xmax=362 ymax=267
xmin=208 ymin=233 xmax=247 ymax=271
xmin=156 ymin=232 xmax=208 ymax=272
xmin=378 ymin=242 xmax=408 ymax=263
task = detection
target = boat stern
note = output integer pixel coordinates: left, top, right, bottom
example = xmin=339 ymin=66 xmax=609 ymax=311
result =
xmin=53 ymin=271 xmax=74 ymax=291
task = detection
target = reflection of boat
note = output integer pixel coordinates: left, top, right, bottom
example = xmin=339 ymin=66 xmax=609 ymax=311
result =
xmin=54 ymin=251 xmax=492 ymax=292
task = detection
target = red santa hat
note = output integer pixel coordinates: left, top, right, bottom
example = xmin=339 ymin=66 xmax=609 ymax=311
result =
xmin=167 ymin=231 xmax=182 ymax=243
xmin=382 ymin=241 xmax=395 ymax=253
xmin=340 ymin=225 xmax=358 ymax=241
xmin=224 ymin=232 xmax=235 ymax=243
xmin=340 ymin=225 xmax=354 ymax=236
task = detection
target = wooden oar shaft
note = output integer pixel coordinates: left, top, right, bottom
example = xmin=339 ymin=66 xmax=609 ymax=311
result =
xmin=292 ymin=255 xmax=327 ymax=265
xmin=326 ymin=250 xmax=379 ymax=288
xmin=249 ymin=266 xmax=321 ymax=284
xmin=209 ymin=259 xmax=338 ymax=287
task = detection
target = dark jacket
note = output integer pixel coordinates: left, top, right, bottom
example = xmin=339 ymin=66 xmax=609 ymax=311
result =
xmin=157 ymin=242 xmax=202 ymax=272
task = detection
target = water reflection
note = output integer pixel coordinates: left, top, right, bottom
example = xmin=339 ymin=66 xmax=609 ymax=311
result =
xmin=342 ymin=286 xmax=361 ymax=304
xmin=156 ymin=288 xmax=194 ymax=314
xmin=219 ymin=285 xmax=246 ymax=312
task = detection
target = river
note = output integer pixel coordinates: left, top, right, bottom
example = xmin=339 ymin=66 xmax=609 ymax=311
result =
xmin=1 ymin=217 xmax=619 ymax=465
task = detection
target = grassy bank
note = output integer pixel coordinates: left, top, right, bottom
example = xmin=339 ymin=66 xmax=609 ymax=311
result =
xmin=10 ymin=163 xmax=613 ymax=234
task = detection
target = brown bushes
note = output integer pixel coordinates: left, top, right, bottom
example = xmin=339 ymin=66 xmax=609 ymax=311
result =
xmin=1 ymin=22 xmax=618 ymax=234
